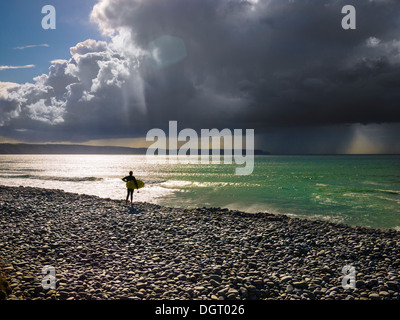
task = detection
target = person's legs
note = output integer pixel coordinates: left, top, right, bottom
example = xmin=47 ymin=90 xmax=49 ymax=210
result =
xmin=126 ymin=189 xmax=130 ymax=204
xmin=129 ymin=189 xmax=133 ymax=205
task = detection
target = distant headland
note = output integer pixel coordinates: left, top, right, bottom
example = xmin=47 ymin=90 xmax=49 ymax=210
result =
xmin=0 ymin=143 xmax=270 ymax=155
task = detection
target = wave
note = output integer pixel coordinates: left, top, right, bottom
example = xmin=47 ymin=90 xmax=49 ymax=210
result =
xmin=340 ymin=187 xmax=399 ymax=196
xmin=342 ymin=189 xmax=399 ymax=199
xmin=0 ymin=168 xmax=43 ymax=173
xmin=0 ymin=175 xmax=102 ymax=182
xmin=376 ymin=189 xmax=400 ymax=195
xmin=59 ymin=176 xmax=103 ymax=182
xmin=0 ymin=174 xmax=32 ymax=179
xmin=159 ymin=179 xmax=260 ymax=189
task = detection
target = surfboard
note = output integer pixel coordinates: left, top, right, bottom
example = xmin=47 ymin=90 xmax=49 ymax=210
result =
xmin=126 ymin=179 xmax=144 ymax=190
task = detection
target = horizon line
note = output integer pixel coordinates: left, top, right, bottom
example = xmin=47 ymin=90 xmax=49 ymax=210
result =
xmin=0 ymin=142 xmax=398 ymax=155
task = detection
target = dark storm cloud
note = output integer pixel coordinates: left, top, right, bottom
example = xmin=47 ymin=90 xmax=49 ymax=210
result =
xmin=1 ymin=0 xmax=400 ymax=145
xmin=91 ymin=0 xmax=400 ymax=130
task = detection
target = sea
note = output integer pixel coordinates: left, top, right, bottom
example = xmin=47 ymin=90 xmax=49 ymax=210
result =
xmin=0 ymin=154 xmax=399 ymax=230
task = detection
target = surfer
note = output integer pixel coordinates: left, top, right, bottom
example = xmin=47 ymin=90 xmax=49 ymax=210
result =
xmin=122 ymin=171 xmax=139 ymax=205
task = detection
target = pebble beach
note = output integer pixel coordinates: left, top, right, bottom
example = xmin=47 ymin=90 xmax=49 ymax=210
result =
xmin=0 ymin=185 xmax=399 ymax=300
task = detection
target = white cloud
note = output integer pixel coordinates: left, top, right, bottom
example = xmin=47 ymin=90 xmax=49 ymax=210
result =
xmin=0 ymin=34 xmax=146 ymax=136
xmin=70 ymin=39 xmax=107 ymax=55
xmin=13 ymin=44 xmax=49 ymax=50
xmin=0 ymin=65 xmax=35 ymax=71
xmin=366 ymin=37 xmax=381 ymax=47
xmin=0 ymin=82 xmax=20 ymax=98
xmin=26 ymin=99 xmax=65 ymax=125
xmin=0 ymin=82 xmax=21 ymax=125
xmin=50 ymin=59 xmax=68 ymax=65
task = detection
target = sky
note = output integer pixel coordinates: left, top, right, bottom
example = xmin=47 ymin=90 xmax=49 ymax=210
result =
xmin=0 ymin=0 xmax=102 ymax=83
xmin=0 ymin=0 xmax=399 ymax=154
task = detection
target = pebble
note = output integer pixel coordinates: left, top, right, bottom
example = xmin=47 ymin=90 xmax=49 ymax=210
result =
xmin=356 ymin=280 xmax=365 ymax=288
xmin=209 ymin=275 xmax=222 ymax=282
xmin=369 ymin=293 xmax=380 ymax=300
xmin=136 ymin=282 xmax=147 ymax=289
xmin=281 ymin=276 xmax=292 ymax=283
xmin=293 ymin=281 xmax=308 ymax=289
xmin=0 ymin=185 xmax=399 ymax=301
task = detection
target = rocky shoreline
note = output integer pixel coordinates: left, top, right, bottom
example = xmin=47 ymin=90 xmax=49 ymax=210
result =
xmin=0 ymin=185 xmax=399 ymax=300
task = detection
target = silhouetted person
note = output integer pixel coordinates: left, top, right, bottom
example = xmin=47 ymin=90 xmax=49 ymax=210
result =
xmin=122 ymin=171 xmax=139 ymax=205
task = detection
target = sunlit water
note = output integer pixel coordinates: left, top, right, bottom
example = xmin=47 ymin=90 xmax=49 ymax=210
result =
xmin=0 ymin=154 xmax=399 ymax=230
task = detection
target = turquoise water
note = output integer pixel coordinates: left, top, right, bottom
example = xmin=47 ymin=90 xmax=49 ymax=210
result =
xmin=0 ymin=155 xmax=399 ymax=230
